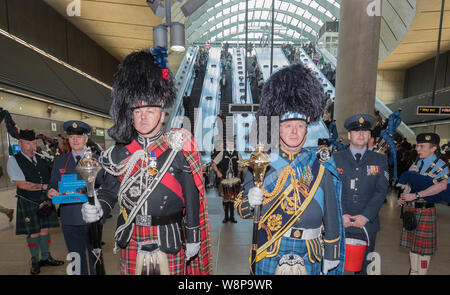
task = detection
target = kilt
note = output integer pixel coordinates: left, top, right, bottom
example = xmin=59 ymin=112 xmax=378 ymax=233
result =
xmin=15 ymin=194 xmax=60 ymax=235
xmin=400 ymin=206 xmax=436 ymax=255
xmin=256 ymin=236 xmax=322 ymax=275
xmin=120 ymin=225 xmax=185 ymax=275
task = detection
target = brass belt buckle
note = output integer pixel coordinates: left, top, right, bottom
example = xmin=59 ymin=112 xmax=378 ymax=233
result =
xmin=291 ymin=229 xmax=303 ymax=239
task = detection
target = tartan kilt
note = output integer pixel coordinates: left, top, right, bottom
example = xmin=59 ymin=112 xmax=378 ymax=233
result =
xmin=400 ymin=206 xmax=436 ymax=255
xmin=15 ymin=194 xmax=60 ymax=235
xmin=120 ymin=225 xmax=185 ymax=275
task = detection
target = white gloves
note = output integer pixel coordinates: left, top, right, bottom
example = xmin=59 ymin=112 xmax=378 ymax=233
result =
xmin=185 ymin=242 xmax=201 ymax=261
xmin=248 ymin=187 xmax=263 ymax=208
xmin=322 ymin=259 xmax=340 ymax=275
xmin=81 ymin=196 xmax=103 ymax=223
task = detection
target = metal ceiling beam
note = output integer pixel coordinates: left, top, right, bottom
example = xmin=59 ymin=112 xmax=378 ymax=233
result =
xmin=199 ymin=30 xmax=307 ymax=44
xmin=187 ymin=7 xmax=322 ymax=37
xmin=190 ymin=19 xmax=317 ymax=44
xmin=186 ymin=0 xmax=337 ymax=37
xmin=187 ymin=9 xmax=323 ymax=43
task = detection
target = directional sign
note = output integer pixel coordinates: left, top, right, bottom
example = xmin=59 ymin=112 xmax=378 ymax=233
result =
xmin=417 ymin=106 xmax=450 ymax=115
xmin=229 ymin=104 xmax=259 ymax=114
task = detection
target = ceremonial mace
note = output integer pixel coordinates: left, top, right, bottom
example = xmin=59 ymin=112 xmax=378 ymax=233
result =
xmin=76 ymin=148 xmax=105 ymax=275
xmin=238 ymin=144 xmax=271 ymax=275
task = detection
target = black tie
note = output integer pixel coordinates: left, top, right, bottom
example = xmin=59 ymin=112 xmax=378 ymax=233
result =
xmin=75 ymin=155 xmax=81 ymax=164
xmin=355 ymin=153 xmax=361 ymax=163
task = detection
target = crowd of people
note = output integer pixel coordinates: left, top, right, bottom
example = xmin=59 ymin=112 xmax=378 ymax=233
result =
xmin=1 ymin=43 xmax=449 ymax=277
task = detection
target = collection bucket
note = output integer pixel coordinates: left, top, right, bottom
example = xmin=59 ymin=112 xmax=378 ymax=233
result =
xmin=344 ymin=226 xmax=370 ymax=272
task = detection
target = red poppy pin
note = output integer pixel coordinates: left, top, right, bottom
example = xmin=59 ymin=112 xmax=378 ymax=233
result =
xmin=338 ymin=168 xmax=344 ymax=174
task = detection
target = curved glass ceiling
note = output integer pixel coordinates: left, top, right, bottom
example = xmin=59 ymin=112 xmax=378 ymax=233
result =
xmin=186 ymin=0 xmax=340 ymax=45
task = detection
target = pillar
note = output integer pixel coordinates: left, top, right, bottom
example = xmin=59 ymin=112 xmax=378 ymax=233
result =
xmin=334 ymin=0 xmax=382 ymax=141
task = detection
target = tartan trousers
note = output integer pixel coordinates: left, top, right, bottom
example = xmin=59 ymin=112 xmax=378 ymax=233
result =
xmin=400 ymin=206 xmax=436 ymax=256
xmin=120 ymin=225 xmax=185 ymax=275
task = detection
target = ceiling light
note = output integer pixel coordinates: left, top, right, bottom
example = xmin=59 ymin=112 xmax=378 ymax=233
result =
xmin=170 ymin=22 xmax=185 ymax=51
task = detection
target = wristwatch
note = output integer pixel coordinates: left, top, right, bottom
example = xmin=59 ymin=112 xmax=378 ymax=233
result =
xmin=415 ymin=192 xmax=421 ymax=200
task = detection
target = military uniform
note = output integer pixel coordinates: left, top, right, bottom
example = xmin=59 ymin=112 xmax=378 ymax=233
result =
xmin=7 ymin=129 xmax=62 ymax=274
xmin=83 ymin=48 xmax=212 ymax=275
xmin=97 ymin=130 xmax=211 ymax=275
xmin=235 ymin=147 xmax=345 ymax=275
xmin=213 ymin=149 xmax=243 ymax=223
xmin=334 ymin=148 xmax=388 ymax=273
xmin=48 ymin=120 xmax=104 ymax=275
xmin=9 ymin=152 xmax=59 ymax=235
xmin=334 ymin=114 xmax=389 ymax=275
xmin=398 ymin=132 xmax=450 ymax=275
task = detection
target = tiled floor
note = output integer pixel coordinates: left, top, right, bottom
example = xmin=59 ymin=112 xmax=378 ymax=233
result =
xmin=1 ymin=186 xmax=449 ymax=275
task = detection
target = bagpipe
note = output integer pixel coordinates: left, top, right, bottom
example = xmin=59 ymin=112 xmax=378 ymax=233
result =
xmin=397 ymin=159 xmax=450 ymax=203
xmin=0 ymin=108 xmax=19 ymax=139
xmin=326 ymin=120 xmax=346 ymax=151
xmin=372 ymin=110 xmax=402 ymax=181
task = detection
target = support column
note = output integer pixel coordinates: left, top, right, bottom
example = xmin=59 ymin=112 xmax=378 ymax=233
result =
xmin=335 ymin=0 xmax=382 ymax=140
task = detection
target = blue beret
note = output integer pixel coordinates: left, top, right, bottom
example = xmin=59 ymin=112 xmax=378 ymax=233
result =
xmin=63 ymin=120 xmax=91 ymax=135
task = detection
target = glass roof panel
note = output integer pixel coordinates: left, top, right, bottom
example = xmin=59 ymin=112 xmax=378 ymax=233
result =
xmin=186 ymin=0 xmax=340 ymax=44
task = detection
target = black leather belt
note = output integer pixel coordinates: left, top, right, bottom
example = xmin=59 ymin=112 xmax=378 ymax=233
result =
xmin=135 ymin=212 xmax=183 ymax=226
xmin=414 ymin=202 xmax=435 ymax=209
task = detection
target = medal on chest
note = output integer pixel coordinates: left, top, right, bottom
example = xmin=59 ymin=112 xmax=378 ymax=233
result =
xmin=148 ymin=151 xmax=158 ymax=175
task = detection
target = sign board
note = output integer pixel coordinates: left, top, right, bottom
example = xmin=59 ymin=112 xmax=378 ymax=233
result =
xmin=96 ymin=129 xmax=104 ymax=136
xmin=229 ymin=104 xmax=259 ymax=114
xmin=417 ymin=106 xmax=450 ymax=115
xmin=51 ymin=122 xmax=57 ymax=131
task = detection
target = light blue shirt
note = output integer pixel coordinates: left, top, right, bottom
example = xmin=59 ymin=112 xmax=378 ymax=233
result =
xmin=416 ymin=154 xmax=450 ymax=184
xmin=71 ymin=150 xmax=85 ymax=163
xmin=349 ymin=147 xmax=367 ymax=161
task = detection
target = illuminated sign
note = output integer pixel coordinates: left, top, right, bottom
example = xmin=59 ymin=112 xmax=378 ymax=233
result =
xmin=417 ymin=106 xmax=450 ymax=115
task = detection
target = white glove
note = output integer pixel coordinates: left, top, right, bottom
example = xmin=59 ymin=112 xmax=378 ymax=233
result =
xmin=322 ymin=259 xmax=340 ymax=275
xmin=185 ymin=242 xmax=201 ymax=261
xmin=248 ymin=187 xmax=263 ymax=208
xmin=81 ymin=196 xmax=103 ymax=223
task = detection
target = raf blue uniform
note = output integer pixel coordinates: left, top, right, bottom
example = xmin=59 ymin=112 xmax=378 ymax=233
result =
xmin=333 ymin=114 xmax=389 ymax=275
xmin=48 ymin=121 xmax=104 ymax=275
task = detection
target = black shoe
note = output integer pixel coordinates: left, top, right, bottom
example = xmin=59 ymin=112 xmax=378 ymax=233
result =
xmin=230 ymin=219 xmax=237 ymax=223
xmin=222 ymin=218 xmax=229 ymax=223
xmin=39 ymin=254 xmax=64 ymax=267
xmin=30 ymin=260 xmax=40 ymax=275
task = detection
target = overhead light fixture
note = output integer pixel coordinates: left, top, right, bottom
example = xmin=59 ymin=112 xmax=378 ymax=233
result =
xmin=150 ymin=0 xmax=185 ymax=52
xmin=153 ymin=24 xmax=168 ymax=47
xmin=180 ymin=0 xmax=207 ymax=17
xmin=146 ymin=0 xmax=165 ymax=18
xmin=170 ymin=22 xmax=185 ymax=52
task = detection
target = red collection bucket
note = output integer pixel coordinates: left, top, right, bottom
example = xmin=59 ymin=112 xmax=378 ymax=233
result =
xmin=344 ymin=226 xmax=370 ymax=272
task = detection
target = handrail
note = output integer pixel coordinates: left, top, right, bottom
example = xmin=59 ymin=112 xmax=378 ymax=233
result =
xmin=166 ymin=46 xmax=199 ymax=130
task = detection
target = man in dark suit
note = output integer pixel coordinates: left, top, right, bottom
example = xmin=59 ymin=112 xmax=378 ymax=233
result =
xmin=47 ymin=120 xmax=104 ymax=275
xmin=334 ymin=114 xmax=389 ymax=275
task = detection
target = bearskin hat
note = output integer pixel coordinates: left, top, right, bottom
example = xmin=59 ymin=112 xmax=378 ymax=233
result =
xmin=108 ymin=47 xmax=177 ymax=144
xmin=257 ymin=63 xmax=326 ymax=122
xmin=254 ymin=63 xmax=326 ymax=144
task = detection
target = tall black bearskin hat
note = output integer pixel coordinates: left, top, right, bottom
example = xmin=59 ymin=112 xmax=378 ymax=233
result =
xmin=108 ymin=47 xmax=177 ymax=144
xmin=255 ymin=63 xmax=326 ymax=141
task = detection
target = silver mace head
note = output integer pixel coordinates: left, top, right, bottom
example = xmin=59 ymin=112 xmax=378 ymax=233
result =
xmin=76 ymin=147 xmax=101 ymax=183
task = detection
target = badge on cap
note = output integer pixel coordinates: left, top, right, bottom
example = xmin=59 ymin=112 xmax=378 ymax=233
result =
xmin=425 ymin=135 xmax=431 ymax=141
xmin=359 ymin=117 xmax=364 ymax=124
xmin=72 ymin=122 xmax=78 ymax=129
